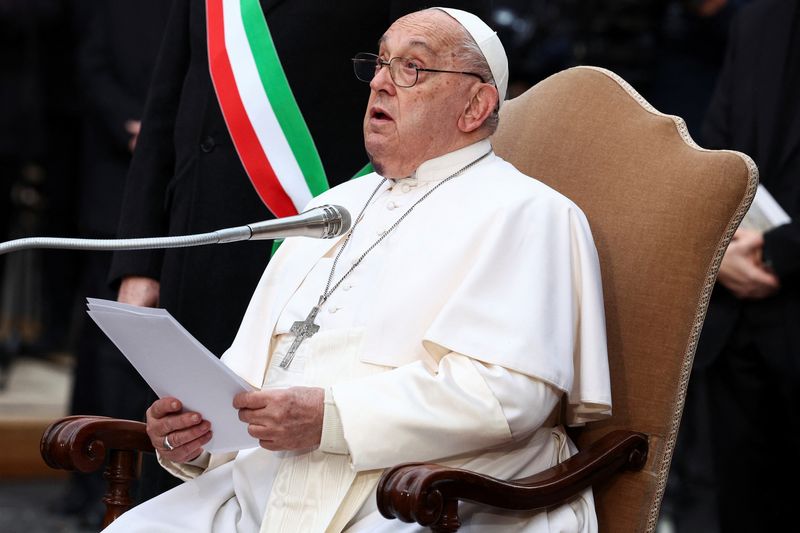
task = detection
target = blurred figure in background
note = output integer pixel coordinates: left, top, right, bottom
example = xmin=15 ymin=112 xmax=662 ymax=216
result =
xmin=0 ymin=0 xmax=80 ymax=386
xmin=491 ymin=0 xmax=580 ymax=97
xmin=695 ymin=0 xmax=800 ymax=531
xmin=491 ymin=0 xmax=733 ymax=111
xmin=493 ymin=0 xmax=679 ymax=97
xmin=649 ymin=0 xmax=744 ymax=137
xmin=55 ymin=0 xmax=171 ymax=525
xmin=0 ymin=0 xmax=51 ymax=382
xmin=571 ymin=0 xmax=666 ymax=95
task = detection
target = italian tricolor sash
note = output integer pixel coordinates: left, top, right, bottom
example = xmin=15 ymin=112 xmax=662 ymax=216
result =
xmin=207 ymin=0 xmax=328 ymax=218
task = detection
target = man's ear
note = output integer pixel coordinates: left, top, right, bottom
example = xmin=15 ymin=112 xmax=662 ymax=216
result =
xmin=458 ymin=84 xmax=498 ymax=133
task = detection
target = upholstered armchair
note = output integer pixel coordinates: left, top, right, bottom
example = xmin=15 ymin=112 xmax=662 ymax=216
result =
xmin=41 ymin=67 xmax=756 ymax=532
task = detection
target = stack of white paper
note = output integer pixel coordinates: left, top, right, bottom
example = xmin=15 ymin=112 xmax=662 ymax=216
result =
xmin=740 ymin=184 xmax=792 ymax=232
xmin=87 ymin=298 xmax=258 ymax=453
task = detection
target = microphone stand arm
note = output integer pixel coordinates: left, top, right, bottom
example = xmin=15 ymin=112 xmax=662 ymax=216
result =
xmin=0 ymin=226 xmax=253 ymax=256
xmin=0 ymin=205 xmax=350 ymax=256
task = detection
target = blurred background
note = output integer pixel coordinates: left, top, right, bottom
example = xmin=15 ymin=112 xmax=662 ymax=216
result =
xmin=0 ymin=0 xmax=751 ymax=531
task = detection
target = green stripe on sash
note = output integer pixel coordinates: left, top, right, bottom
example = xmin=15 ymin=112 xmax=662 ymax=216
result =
xmin=240 ymin=0 xmax=329 ymax=197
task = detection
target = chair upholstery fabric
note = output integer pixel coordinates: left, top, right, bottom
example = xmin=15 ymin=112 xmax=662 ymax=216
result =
xmin=492 ymin=66 xmax=757 ymax=533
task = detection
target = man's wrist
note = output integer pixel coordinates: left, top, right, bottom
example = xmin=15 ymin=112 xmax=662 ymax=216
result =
xmin=183 ymin=450 xmax=210 ymax=468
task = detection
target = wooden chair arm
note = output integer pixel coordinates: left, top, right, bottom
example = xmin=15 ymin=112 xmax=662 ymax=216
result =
xmin=40 ymin=416 xmax=155 ymax=527
xmin=377 ymin=430 xmax=648 ymax=533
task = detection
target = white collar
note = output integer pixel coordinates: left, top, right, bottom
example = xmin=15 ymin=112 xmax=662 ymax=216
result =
xmin=390 ymin=138 xmax=493 ymax=185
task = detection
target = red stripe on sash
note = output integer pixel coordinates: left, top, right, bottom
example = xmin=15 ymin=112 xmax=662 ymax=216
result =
xmin=207 ymin=0 xmax=298 ymax=218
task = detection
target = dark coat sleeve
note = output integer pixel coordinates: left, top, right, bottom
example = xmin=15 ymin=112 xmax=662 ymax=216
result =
xmin=107 ymin=0 xmax=189 ymax=284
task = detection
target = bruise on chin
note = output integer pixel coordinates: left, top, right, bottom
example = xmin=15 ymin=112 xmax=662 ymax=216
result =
xmin=369 ymin=158 xmax=384 ymax=176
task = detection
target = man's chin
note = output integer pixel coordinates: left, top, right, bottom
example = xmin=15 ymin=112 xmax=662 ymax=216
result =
xmin=366 ymin=146 xmax=413 ymax=179
xmin=366 ymin=151 xmax=390 ymax=179
xmin=367 ymin=157 xmax=403 ymax=179
xmin=368 ymin=159 xmax=385 ymax=177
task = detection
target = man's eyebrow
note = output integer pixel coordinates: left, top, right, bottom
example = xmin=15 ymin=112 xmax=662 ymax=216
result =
xmin=407 ymin=40 xmax=437 ymax=55
xmin=376 ymin=36 xmax=437 ymax=56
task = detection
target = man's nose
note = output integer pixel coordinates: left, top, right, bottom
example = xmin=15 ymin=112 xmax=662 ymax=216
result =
xmin=370 ymin=64 xmax=396 ymax=93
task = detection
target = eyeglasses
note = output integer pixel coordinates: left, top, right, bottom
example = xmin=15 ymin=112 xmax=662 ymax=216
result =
xmin=351 ymin=52 xmax=486 ymax=88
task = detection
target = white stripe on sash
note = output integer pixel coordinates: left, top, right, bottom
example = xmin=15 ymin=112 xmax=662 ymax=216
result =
xmin=223 ymin=0 xmax=313 ymax=211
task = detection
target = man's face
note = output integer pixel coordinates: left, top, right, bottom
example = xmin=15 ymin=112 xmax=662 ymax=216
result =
xmin=363 ymin=11 xmax=480 ymax=178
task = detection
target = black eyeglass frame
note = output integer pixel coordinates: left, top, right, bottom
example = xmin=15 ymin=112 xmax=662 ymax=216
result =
xmin=351 ymin=52 xmax=486 ymax=88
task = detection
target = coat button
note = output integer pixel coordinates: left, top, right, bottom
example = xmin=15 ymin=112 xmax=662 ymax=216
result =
xmin=200 ymin=136 xmax=216 ymax=153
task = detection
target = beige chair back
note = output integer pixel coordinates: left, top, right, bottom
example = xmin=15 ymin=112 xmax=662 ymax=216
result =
xmin=493 ymin=66 xmax=757 ymax=533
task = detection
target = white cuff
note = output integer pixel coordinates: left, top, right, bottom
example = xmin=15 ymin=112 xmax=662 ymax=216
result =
xmin=319 ymin=387 xmax=349 ymax=455
xmin=155 ymin=450 xmax=207 ymax=481
xmin=183 ymin=450 xmax=211 ymax=469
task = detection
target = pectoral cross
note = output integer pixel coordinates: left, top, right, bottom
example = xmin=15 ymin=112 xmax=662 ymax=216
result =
xmin=279 ymin=301 xmax=322 ymax=369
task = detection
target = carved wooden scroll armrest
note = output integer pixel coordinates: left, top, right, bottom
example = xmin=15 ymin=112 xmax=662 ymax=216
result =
xmin=377 ymin=430 xmax=648 ymax=533
xmin=40 ymin=415 xmax=155 ymax=527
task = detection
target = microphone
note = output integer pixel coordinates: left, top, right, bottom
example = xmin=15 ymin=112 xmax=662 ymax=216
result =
xmin=0 ymin=205 xmax=351 ymax=256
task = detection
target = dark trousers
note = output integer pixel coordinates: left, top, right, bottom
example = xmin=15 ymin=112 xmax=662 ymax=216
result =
xmin=706 ymin=307 xmax=799 ymax=533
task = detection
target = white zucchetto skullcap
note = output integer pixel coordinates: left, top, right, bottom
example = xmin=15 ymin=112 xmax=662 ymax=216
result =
xmin=433 ymin=7 xmax=508 ymax=105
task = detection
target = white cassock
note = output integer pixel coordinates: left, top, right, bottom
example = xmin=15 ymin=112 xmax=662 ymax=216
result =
xmin=104 ymin=138 xmax=612 ymax=533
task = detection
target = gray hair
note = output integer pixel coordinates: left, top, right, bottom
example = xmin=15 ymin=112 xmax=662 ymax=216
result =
xmin=453 ymin=24 xmax=500 ymax=134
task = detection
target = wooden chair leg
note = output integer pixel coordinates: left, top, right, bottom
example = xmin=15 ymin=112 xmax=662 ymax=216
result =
xmin=432 ymin=499 xmax=461 ymax=533
xmin=40 ymin=416 xmax=154 ymax=526
xmin=101 ymin=449 xmax=140 ymax=528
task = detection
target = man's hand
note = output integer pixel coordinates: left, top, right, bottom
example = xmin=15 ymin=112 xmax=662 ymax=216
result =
xmin=717 ymin=228 xmax=780 ymax=299
xmin=146 ymin=397 xmax=212 ymax=463
xmin=118 ymin=276 xmax=160 ymax=307
xmin=234 ymin=387 xmax=324 ymax=451
xmin=125 ymin=119 xmax=141 ymax=153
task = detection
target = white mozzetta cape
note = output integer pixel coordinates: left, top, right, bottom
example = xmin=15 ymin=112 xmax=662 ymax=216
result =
xmin=224 ymin=139 xmax=611 ymax=427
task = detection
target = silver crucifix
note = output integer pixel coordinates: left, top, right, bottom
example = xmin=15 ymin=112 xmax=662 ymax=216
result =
xmin=279 ymin=301 xmax=322 ymax=369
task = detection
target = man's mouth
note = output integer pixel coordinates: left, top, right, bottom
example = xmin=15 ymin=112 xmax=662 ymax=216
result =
xmin=370 ymin=107 xmax=393 ymax=122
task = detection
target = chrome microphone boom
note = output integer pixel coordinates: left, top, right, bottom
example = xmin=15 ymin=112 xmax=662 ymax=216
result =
xmin=247 ymin=204 xmax=350 ymax=241
xmin=0 ymin=205 xmax=351 ymax=255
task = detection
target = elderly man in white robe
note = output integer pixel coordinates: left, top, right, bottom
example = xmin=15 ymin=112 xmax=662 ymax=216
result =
xmin=104 ymin=7 xmax=612 ymax=533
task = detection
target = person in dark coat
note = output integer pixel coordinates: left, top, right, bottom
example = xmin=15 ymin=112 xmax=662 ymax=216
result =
xmin=697 ymin=1 xmax=800 ymax=531
xmin=58 ymin=0 xmax=171 ymax=523
xmin=72 ymin=0 xmax=170 ymax=433
xmin=109 ymin=0 xmax=491 ymax=502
